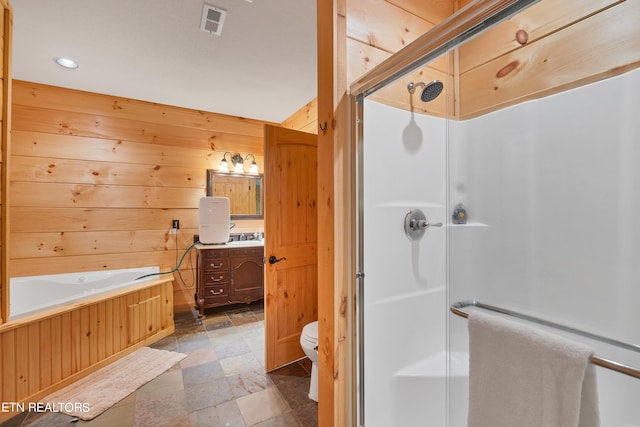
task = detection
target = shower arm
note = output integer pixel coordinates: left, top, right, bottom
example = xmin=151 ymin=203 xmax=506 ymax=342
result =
xmin=407 ymin=81 xmax=425 ymax=94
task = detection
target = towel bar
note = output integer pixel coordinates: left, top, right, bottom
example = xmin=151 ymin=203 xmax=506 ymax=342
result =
xmin=451 ymin=300 xmax=640 ymax=379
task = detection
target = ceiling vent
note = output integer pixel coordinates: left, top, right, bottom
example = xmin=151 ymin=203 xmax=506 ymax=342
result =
xmin=200 ymin=4 xmax=227 ymax=36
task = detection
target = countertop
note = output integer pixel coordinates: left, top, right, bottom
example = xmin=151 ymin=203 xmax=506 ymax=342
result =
xmin=195 ymin=240 xmax=264 ymax=250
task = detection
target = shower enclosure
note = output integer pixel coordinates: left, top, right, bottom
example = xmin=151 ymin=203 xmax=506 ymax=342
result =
xmin=353 ymin=0 xmax=640 ymax=425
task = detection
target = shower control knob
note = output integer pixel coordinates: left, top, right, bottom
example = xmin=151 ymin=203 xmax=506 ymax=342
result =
xmin=404 ymin=209 xmax=442 ymax=241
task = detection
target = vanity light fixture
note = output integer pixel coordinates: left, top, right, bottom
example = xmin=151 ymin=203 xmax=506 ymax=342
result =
xmin=244 ymin=154 xmax=259 ymax=174
xmin=231 ymin=153 xmax=244 ymax=173
xmin=218 ymin=152 xmax=231 ymax=172
xmin=55 ymin=57 xmax=79 ymax=69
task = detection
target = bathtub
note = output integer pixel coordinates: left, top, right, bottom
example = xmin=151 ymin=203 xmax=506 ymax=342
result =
xmin=9 ymin=266 xmax=161 ymax=320
xmin=0 ymin=267 xmax=174 ymax=422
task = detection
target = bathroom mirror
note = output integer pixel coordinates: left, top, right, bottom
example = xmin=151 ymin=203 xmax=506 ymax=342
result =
xmin=206 ymin=170 xmax=264 ymax=219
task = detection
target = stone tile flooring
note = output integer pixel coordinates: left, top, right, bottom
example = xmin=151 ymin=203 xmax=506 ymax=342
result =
xmin=3 ymin=300 xmax=317 ymax=427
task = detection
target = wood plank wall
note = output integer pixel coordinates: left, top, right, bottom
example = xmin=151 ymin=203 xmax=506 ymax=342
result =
xmin=280 ymin=98 xmax=318 ymax=135
xmin=457 ymin=0 xmax=640 ymax=119
xmin=9 ymin=81 xmax=270 ymax=314
xmin=347 ymin=0 xmax=640 ymax=120
xmin=285 ymin=0 xmax=457 ymax=134
xmin=0 ymin=0 xmax=11 ymax=325
xmin=346 ymin=0 xmax=454 ymax=116
xmin=0 ymin=278 xmax=174 ymax=423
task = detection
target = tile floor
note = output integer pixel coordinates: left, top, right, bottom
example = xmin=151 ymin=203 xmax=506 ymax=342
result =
xmin=2 ymin=300 xmax=318 ymax=427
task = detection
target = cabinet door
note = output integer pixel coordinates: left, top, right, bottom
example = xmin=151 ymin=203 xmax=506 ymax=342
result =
xmin=230 ymin=256 xmax=264 ymax=297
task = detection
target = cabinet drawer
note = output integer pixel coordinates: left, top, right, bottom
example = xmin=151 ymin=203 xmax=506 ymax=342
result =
xmin=201 ymin=248 xmax=229 ymax=259
xmin=202 ymin=271 xmax=229 ymax=286
xmin=229 ymin=247 xmax=263 ymax=257
xmin=204 ymin=284 xmax=229 ymax=300
xmin=202 ymin=258 xmax=229 ymax=272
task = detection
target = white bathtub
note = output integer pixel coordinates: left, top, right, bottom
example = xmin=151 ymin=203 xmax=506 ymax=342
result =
xmin=9 ymin=266 xmax=161 ymax=320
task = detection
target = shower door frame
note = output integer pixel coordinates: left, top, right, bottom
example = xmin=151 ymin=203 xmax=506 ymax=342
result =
xmin=350 ymin=0 xmax=540 ymax=425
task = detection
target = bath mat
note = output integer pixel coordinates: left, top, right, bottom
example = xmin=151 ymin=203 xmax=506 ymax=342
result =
xmin=41 ymin=346 xmax=186 ymax=421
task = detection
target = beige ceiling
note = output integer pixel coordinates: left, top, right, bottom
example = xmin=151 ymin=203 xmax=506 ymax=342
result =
xmin=11 ymin=0 xmax=317 ymax=123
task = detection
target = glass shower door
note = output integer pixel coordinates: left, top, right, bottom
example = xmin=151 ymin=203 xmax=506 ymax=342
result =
xmin=354 ymin=0 xmax=640 ymax=425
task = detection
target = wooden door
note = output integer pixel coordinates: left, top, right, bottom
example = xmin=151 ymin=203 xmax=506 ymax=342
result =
xmin=264 ymin=125 xmax=318 ymax=371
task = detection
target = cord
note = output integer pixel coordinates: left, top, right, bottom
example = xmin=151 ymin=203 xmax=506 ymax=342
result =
xmin=175 ymin=234 xmax=197 ymax=289
xmin=135 ymin=240 xmax=200 ymax=281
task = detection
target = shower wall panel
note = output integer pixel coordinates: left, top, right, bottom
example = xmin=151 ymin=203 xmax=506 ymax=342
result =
xmin=362 ymin=99 xmax=448 ymax=426
xmin=448 ymin=68 xmax=640 ymax=426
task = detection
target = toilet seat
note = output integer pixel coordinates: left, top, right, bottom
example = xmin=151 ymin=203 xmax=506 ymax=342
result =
xmin=301 ymin=321 xmax=318 ymax=344
xmin=300 ymin=320 xmax=319 ymax=402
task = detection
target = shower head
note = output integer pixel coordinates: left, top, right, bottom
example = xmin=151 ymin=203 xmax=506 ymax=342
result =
xmin=407 ymin=80 xmax=444 ymax=102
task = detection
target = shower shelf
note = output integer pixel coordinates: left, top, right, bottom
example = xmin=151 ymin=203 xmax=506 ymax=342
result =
xmin=451 ymin=300 xmax=640 ymax=379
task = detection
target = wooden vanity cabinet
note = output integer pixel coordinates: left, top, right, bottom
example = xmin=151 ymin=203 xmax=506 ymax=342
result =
xmin=196 ymin=245 xmax=264 ymax=316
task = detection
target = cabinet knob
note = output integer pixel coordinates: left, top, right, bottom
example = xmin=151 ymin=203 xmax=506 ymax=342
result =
xmin=210 ymin=289 xmax=224 ymax=295
xmin=210 ymin=263 xmax=223 ymax=268
xmin=212 ymin=276 xmax=224 ymax=282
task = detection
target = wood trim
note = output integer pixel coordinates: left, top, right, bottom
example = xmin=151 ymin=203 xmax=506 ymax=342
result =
xmin=317 ymin=0 xmax=355 ymax=425
xmin=0 ymin=1 xmax=12 ymax=325
xmin=317 ymin=0 xmax=336 ymax=425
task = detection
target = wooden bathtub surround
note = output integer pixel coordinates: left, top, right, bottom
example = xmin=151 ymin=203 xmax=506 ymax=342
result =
xmin=0 ymin=275 xmax=174 ymax=423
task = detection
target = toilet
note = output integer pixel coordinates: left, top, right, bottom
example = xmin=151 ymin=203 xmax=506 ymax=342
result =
xmin=300 ymin=320 xmax=319 ymax=401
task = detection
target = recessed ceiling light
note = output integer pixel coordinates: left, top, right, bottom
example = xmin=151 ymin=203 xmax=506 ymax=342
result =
xmin=55 ymin=57 xmax=79 ymax=69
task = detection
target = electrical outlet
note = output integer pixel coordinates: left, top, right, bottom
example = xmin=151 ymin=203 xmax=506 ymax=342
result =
xmin=172 ymin=219 xmax=180 ymax=229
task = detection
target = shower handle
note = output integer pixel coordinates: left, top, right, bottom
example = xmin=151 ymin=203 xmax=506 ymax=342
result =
xmin=404 ymin=209 xmax=442 ymax=241
xmin=411 ymin=219 xmax=442 ymax=229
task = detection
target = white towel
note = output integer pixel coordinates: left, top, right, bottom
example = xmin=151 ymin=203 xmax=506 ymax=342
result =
xmin=467 ymin=311 xmax=600 ymax=427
